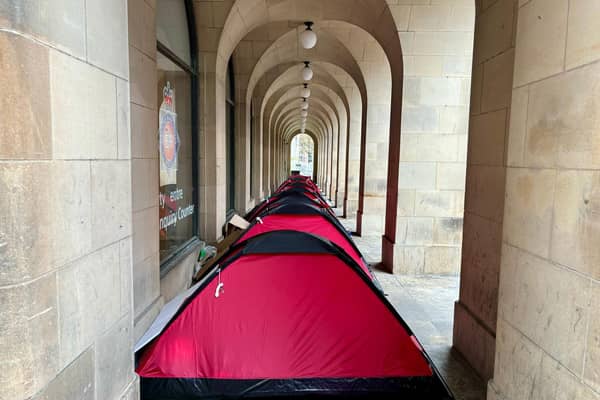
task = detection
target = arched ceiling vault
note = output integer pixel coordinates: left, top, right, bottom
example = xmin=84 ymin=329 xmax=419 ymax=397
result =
xmin=279 ymin=107 xmax=330 ymax=140
xmin=256 ymin=63 xmax=350 ymax=122
xmin=245 ymin=27 xmax=368 ymax=103
xmin=219 ymin=0 xmax=403 ymax=77
xmin=271 ymin=87 xmax=340 ymax=136
xmin=275 ymin=98 xmax=336 ymax=141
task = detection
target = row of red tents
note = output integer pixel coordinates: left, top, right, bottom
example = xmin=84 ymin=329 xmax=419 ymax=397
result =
xmin=135 ymin=175 xmax=454 ymax=399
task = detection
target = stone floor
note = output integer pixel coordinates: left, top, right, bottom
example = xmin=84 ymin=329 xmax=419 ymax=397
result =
xmin=335 ymin=210 xmax=487 ymax=400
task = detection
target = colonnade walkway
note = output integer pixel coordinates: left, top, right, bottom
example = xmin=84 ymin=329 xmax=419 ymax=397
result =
xmin=335 ymin=210 xmax=486 ymax=400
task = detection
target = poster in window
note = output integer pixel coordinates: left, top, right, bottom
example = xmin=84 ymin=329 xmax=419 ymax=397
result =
xmin=159 ymin=82 xmax=180 ymax=186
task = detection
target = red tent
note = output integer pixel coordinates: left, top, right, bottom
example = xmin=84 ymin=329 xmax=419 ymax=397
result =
xmin=135 ymin=177 xmax=454 ymax=399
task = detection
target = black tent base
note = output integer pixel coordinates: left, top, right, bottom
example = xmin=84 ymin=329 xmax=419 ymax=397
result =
xmin=141 ymin=377 xmax=454 ymax=400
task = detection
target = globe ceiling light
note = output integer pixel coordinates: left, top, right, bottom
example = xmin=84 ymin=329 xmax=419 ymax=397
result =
xmin=302 ymin=61 xmax=313 ymax=81
xmin=300 ymin=22 xmax=317 ymax=49
xmin=301 ymin=98 xmax=309 ymax=110
xmin=300 ymin=83 xmax=311 ymax=98
xmin=300 ymin=110 xmax=308 ymax=118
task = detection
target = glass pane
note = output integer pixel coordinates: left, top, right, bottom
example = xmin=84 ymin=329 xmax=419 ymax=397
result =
xmin=156 ymin=0 xmax=192 ymax=66
xmin=157 ymin=53 xmax=194 ymax=261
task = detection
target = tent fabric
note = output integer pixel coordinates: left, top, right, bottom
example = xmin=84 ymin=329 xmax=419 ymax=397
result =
xmin=135 ymin=177 xmax=454 ymax=400
xmin=239 ymin=214 xmax=371 ymax=278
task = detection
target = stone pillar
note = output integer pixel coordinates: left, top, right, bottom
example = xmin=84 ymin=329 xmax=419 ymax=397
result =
xmin=453 ymin=0 xmax=516 ymax=381
xmin=488 ymin=0 xmax=600 ymax=397
xmin=390 ymin=1 xmax=475 ymax=275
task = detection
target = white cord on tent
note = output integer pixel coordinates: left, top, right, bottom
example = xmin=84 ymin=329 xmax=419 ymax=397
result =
xmin=215 ymin=268 xmax=224 ymax=298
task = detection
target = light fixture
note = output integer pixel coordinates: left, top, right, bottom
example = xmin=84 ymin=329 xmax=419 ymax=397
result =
xmin=300 ymin=22 xmax=317 ymax=49
xmin=301 ymin=98 xmax=309 ymax=110
xmin=300 ymin=83 xmax=311 ymax=98
xmin=302 ymin=61 xmax=313 ymax=81
xmin=301 ymin=110 xmax=308 ymax=118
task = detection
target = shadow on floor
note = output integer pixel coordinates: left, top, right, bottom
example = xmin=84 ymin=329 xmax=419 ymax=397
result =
xmin=333 ymin=209 xmax=486 ymax=400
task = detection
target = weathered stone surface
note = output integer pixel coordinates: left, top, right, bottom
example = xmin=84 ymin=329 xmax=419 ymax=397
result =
xmin=399 ymin=217 xmax=434 ymax=245
xmin=439 ymin=106 xmax=469 ymax=135
xmin=433 ymin=217 xmax=463 ymax=245
xmin=86 ymin=0 xmax=129 ymax=78
xmin=464 ymin=165 xmax=505 ymax=222
xmin=400 ymin=134 xmax=459 ymax=162
xmin=424 ymin=246 xmax=460 ymax=274
xmin=525 ymin=61 xmax=600 ymax=169
xmin=396 ymin=189 xmax=416 ymax=217
xmin=0 ymin=162 xmax=91 ymax=285
xmin=31 ymin=348 xmax=94 ymax=400
xmin=566 ymin=0 xmax=600 ymax=70
xmin=120 ymin=376 xmax=140 ymax=400
xmin=584 ymin=281 xmax=600 ymax=392
xmin=499 ymin=245 xmax=591 ymax=374
xmin=486 ymin=382 xmax=503 ymax=400
xmin=492 ymin=319 xmax=543 ymax=400
xmin=132 ymin=206 xmax=159 ymax=265
xmin=513 ymin=0 xmax=568 ymax=86
xmin=551 ymin=170 xmax=600 ymax=280
xmin=50 ymin=50 xmax=118 ymax=159
xmin=117 ymin=78 xmax=132 ymax=160
xmin=132 ymin=158 xmax=159 ymax=212
xmin=129 ymin=46 xmax=157 ymax=109
xmin=506 ymin=85 xmax=529 ymax=167
xmin=467 ymin=109 xmax=507 ymax=166
xmin=58 ymin=243 xmax=122 ymax=368
xmin=129 ymin=0 xmax=156 ymax=58
xmin=481 ymin=49 xmax=514 ymax=112
xmin=0 ymin=274 xmax=58 ymax=399
xmin=131 ymin=103 xmax=159 ymax=159
xmin=399 ymin=162 xmax=437 ymax=190
xmin=120 ymin=238 xmax=134 ymax=316
xmin=415 ymin=190 xmax=463 ymax=218
xmin=392 ymin=246 xmax=425 ymax=275
xmin=0 ymin=31 xmax=51 ymax=159
xmin=0 ymin=0 xmax=86 ymax=57
xmin=503 ymin=168 xmax=555 ymax=257
xmin=474 ymin=0 xmax=514 ymax=63
xmin=532 ymin=352 xmax=600 ymax=400
xmin=460 ymin=213 xmax=501 ymax=331
xmin=453 ymin=301 xmax=496 ymax=380
xmin=96 ymin=315 xmax=134 ymax=400
xmin=91 ymin=161 xmax=132 ymax=250
xmin=133 ymin=251 xmax=160 ymax=317
xmin=401 ymin=105 xmax=439 ymax=132
xmin=420 ymin=77 xmax=468 ymax=106
xmin=437 ymin=162 xmax=466 ymax=190
xmin=413 ymin=31 xmax=473 ymax=57
xmin=134 ymin=295 xmax=163 ymax=342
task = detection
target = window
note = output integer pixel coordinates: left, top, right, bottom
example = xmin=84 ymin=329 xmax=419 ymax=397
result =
xmin=157 ymin=0 xmax=199 ymax=265
xmin=226 ymin=60 xmax=236 ymax=214
xmin=250 ymin=100 xmax=254 ymax=198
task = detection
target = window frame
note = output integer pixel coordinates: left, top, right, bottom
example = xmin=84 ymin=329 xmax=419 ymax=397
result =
xmin=225 ymin=60 xmax=236 ymax=218
xmin=157 ymin=0 xmax=201 ymax=274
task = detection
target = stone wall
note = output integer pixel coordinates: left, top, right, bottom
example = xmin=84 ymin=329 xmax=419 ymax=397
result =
xmin=453 ymin=0 xmax=517 ymax=381
xmin=488 ymin=0 xmax=600 ymax=397
xmin=0 ymin=0 xmax=137 ymax=398
xmin=391 ymin=0 xmax=475 ymax=275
